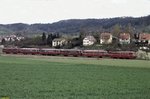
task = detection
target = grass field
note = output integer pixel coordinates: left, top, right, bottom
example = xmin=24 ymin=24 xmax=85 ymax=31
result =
xmin=0 ymin=55 xmax=150 ymax=99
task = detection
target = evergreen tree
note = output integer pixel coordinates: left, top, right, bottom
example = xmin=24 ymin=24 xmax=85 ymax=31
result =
xmin=47 ymin=34 xmax=53 ymax=46
xmin=79 ymin=32 xmax=85 ymax=46
xmin=42 ymin=32 xmax=46 ymax=45
xmin=1 ymin=38 xmax=6 ymax=45
xmin=42 ymin=32 xmax=46 ymax=41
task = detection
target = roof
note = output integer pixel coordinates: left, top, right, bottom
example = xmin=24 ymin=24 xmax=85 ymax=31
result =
xmin=119 ymin=33 xmax=130 ymax=40
xmin=84 ymin=36 xmax=96 ymax=42
xmin=139 ymin=33 xmax=150 ymax=40
xmin=100 ymin=33 xmax=112 ymax=40
xmin=53 ymin=38 xmax=66 ymax=42
xmin=83 ymin=50 xmax=107 ymax=52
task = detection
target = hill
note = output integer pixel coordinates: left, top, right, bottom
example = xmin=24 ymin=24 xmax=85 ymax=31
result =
xmin=0 ymin=15 xmax=150 ymax=35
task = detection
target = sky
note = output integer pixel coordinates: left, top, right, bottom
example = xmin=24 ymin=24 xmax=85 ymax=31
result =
xmin=0 ymin=0 xmax=150 ymax=24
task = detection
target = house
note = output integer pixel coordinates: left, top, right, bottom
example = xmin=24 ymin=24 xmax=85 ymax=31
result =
xmin=119 ymin=33 xmax=130 ymax=44
xmin=83 ymin=36 xmax=96 ymax=46
xmin=16 ymin=36 xmax=25 ymax=41
xmin=0 ymin=35 xmax=25 ymax=42
xmin=138 ymin=33 xmax=150 ymax=45
xmin=5 ymin=35 xmax=16 ymax=42
xmin=52 ymin=38 xmax=67 ymax=47
xmin=100 ymin=33 xmax=112 ymax=44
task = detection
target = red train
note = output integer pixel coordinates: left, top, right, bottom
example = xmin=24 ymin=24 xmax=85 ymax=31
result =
xmin=2 ymin=47 xmax=137 ymax=59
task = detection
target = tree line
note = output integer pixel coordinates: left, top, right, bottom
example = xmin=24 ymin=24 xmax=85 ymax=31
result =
xmin=0 ymin=15 xmax=150 ymax=35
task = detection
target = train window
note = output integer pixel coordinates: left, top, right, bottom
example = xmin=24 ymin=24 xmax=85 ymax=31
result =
xmin=41 ymin=50 xmax=45 ymax=52
xmin=129 ymin=53 xmax=133 ymax=55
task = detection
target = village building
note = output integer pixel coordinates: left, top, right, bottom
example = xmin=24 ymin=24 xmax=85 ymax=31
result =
xmin=100 ymin=33 xmax=112 ymax=44
xmin=0 ymin=35 xmax=24 ymax=42
xmin=83 ymin=36 xmax=96 ymax=46
xmin=119 ymin=33 xmax=131 ymax=44
xmin=16 ymin=36 xmax=25 ymax=41
xmin=138 ymin=33 xmax=150 ymax=45
xmin=52 ymin=38 xmax=67 ymax=47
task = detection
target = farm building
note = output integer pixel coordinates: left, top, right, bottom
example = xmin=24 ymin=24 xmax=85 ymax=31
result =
xmin=83 ymin=36 xmax=96 ymax=46
xmin=100 ymin=33 xmax=112 ymax=44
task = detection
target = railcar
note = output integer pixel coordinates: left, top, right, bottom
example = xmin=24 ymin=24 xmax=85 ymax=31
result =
xmin=60 ymin=49 xmax=82 ymax=57
xmin=39 ymin=48 xmax=60 ymax=56
xmin=108 ymin=51 xmax=136 ymax=59
xmin=19 ymin=48 xmax=40 ymax=55
xmin=82 ymin=50 xmax=107 ymax=58
xmin=3 ymin=48 xmax=18 ymax=54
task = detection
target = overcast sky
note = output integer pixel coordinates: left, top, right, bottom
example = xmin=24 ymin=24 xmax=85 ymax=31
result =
xmin=0 ymin=0 xmax=150 ymax=24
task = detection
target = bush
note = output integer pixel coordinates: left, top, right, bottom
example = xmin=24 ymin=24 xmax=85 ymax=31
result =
xmin=136 ymin=50 xmax=150 ymax=60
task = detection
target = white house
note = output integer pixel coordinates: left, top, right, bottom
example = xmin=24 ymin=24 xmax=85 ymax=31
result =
xmin=52 ymin=38 xmax=67 ymax=47
xmin=83 ymin=36 xmax=96 ymax=46
xmin=100 ymin=33 xmax=112 ymax=44
xmin=119 ymin=33 xmax=130 ymax=44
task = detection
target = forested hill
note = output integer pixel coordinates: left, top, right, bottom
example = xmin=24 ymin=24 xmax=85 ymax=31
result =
xmin=0 ymin=15 xmax=150 ymax=35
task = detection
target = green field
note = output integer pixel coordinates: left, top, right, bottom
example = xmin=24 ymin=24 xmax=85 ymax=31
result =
xmin=0 ymin=55 xmax=150 ymax=99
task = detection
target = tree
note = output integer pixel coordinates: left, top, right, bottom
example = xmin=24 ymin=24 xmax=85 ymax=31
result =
xmin=1 ymin=38 xmax=6 ymax=45
xmin=93 ymin=32 xmax=100 ymax=43
xmin=79 ymin=32 xmax=85 ymax=46
xmin=55 ymin=33 xmax=60 ymax=38
xmin=112 ymin=24 xmax=121 ymax=38
xmin=125 ymin=23 xmax=132 ymax=33
xmin=47 ymin=34 xmax=53 ymax=46
xmin=125 ymin=23 xmax=134 ymax=38
xmin=42 ymin=32 xmax=46 ymax=45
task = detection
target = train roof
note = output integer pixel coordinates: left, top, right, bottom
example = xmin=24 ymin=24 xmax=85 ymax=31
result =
xmin=83 ymin=50 xmax=107 ymax=52
xmin=109 ymin=51 xmax=135 ymax=53
xmin=40 ymin=48 xmax=60 ymax=51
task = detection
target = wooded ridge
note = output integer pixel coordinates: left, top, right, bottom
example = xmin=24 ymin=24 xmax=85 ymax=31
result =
xmin=0 ymin=15 xmax=150 ymax=35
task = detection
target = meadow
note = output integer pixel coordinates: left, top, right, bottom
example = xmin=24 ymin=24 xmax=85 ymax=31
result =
xmin=0 ymin=55 xmax=150 ymax=99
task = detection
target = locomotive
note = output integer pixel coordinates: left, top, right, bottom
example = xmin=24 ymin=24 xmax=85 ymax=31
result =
xmin=2 ymin=47 xmax=137 ymax=59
